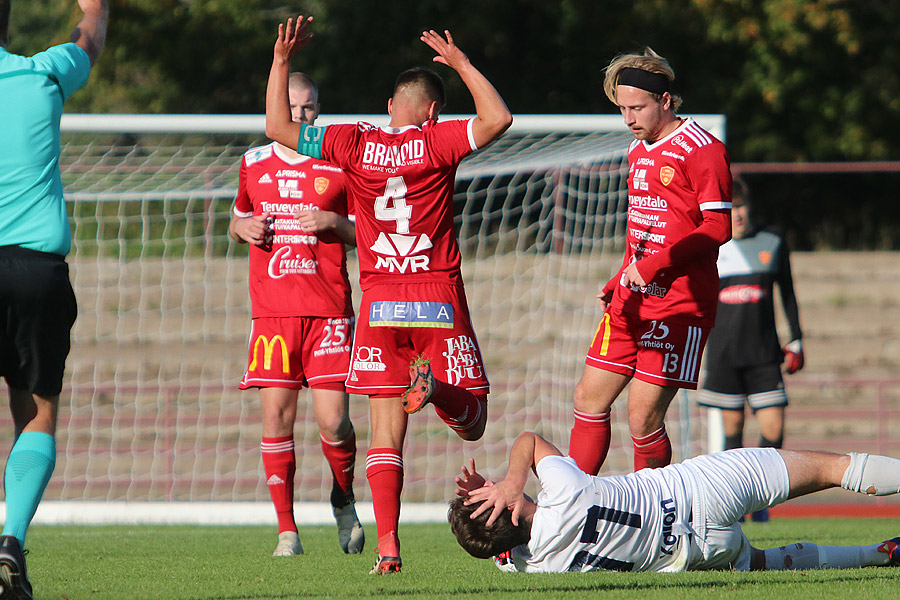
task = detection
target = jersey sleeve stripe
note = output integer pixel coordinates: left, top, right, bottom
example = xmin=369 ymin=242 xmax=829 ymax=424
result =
xmin=683 ymin=124 xmax=713 ymax=147
xmin=233 ymin=207 xmax=253 ymax=218
xmin=466 ymin=118 xmax=478 ymax=151
xmin=699 ymin=201 xmax=731 ymax=211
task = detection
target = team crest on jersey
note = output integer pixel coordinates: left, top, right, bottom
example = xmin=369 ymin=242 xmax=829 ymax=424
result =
xmin=314 ymin=177 xmax=329 ymax=194
xmin=758 ymin=250 xmax=772 ymax=265
xmin=659 ymin=166 xmax=675 ymax=186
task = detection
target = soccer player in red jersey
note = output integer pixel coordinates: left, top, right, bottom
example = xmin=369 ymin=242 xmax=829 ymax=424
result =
xmin=265 ymin=16 xmax=512 ymax=573
xmin=568 ymin=48 xmax=732 ymax=475
xmin=230 ymin=72 xmax=364 ymax=558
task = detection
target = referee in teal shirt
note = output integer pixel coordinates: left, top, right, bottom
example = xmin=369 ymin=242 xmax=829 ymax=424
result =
xmin=0 ymin=2 xmax=107 ymax=598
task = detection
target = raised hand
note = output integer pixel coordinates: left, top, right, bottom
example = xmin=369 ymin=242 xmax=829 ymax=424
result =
xmin=465 ymin=478 xmax=526 ymax=527
xmin=420 ymin=29 xmax=471 ymax=72
xmin=455 ymin=458 xmax=491 ymax=497
xmin=274 ymin=15 xmax=314 ymax=63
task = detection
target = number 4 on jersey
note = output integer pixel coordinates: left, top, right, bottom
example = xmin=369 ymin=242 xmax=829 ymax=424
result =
xmin=375 ymin=176 xmax=411 ymax=233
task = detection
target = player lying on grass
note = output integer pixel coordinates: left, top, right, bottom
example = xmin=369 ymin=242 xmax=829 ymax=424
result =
xmin=449 ymin=432 xmax=900 ymax=572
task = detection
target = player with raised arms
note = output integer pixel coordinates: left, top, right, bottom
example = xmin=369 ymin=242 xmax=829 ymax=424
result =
xmin=265 ymin=16 xmax=512 ymax=573
xmin=450 ymin=431 xmax=900 ymax=573
xmin=230 ymin=72 xmax=364 ymax=557
xmin=569 ymin=48 xmax=732 ymax=474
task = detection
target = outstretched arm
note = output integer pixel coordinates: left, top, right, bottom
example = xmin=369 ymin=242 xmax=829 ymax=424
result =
xmin=71 ymin=0 xmax=108 ymax=65
xmin=420 ymin=30 xmax=512 ymax=148
xmin=466 ymin=432 xmax=561 ymax=526
xmin=265 ymin=16 xmax=314 ymax=150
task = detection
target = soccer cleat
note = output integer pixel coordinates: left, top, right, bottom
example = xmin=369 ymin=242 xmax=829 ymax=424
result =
xmin=401 ymin=357 xmax=435 ymax=415
xmin=369 ymin=532 xmax=401 ymax=574
xmin=272 ymin=531 xmax=303 ymax=557
xmin=878 ymin=537 xmax=900 ymax=566
xmin=0 ymin=535 xmax=32 ymax=600
xmin=331 ymin=485 xmax=365 ymax=554
xmin=493 ymin=550 xmax=517 ymax=572
xmin=750 ymin=509 xmax=770 ymax=523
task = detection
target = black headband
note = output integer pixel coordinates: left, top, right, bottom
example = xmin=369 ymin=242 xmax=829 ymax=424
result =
xmin=617 ymin=67 xmax=671 ymax=95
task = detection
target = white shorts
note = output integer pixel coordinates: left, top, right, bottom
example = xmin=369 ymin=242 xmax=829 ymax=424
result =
xmin=675 ymin=448 xmax=790 ymax=571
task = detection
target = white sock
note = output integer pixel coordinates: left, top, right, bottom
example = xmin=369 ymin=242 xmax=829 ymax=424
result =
xmin=841 ymin=453 xmax=900 ymax=496
xmin=764 ymin=543 xmax=889 ymax=570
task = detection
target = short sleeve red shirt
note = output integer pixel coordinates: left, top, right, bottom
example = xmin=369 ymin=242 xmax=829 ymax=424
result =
xmin=610 ymin=118 xmax=732 ymax=327
xmin=320 ymin=119 xmax=477 ymax=289
xmin=234 ymin=142 xmax=353 ymax=318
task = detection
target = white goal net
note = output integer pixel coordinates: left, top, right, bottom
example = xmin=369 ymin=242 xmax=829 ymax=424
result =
xmin=7 ymin=113 xmax=724 ymax=521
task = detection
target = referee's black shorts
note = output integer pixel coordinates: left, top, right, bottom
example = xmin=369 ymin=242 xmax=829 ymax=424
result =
xmin=0 ymin=245 xmax=77 ymax=397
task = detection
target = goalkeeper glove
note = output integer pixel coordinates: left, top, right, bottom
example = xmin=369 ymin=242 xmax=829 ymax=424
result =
xmin=783 ymin=340 xmax=804 ymax=374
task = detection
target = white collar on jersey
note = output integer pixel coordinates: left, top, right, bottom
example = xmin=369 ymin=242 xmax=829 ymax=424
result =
xmin=637 ymin=117 xmax=695 ymax=151
xmin=379 ymin=124 xmax=424 ymax=134
xmin=272 ymin=142 xmax=313 ymax=165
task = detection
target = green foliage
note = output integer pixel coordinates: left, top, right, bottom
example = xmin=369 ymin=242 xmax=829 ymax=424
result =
xmin=25 ymin=520 xmax=900 ymax=599
xmin=7 ymin=0 xmax=900 ymax=161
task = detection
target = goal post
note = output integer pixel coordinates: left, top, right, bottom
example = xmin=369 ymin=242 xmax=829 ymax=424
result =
xmin=6 ymin=113 xmax=724 ymax=524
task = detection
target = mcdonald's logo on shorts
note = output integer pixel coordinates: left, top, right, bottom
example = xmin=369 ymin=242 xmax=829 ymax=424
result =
xmin=249 ymin=334 xmax=290 ymax=374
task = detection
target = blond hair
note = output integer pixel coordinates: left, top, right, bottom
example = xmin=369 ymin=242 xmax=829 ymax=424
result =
xmin=603 ymin=47 xmax=682 ymax=111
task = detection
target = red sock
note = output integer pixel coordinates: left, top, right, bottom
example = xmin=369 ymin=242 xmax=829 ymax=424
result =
xmin=431 ymin=381 xmax=483 ymax=434
xmin=261 ymin=435 xmax=296 ymax=533
xmin=568 ymin=409 xmax=611 ymax=475
xmin=366 ymin=448 xmax=403 ymax=555
xmin=633 ymin=426 xmax=672 ymax=470
xmin=321 ymin=428 xmax=356 ymax=495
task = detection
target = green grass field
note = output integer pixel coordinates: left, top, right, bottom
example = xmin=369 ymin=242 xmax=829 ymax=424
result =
xmin=23 ymin=518 xmax=899 ymax=600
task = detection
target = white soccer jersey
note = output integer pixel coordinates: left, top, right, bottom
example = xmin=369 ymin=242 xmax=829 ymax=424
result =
xmin=507 ymin=449 xmax=791 ymax=573
xmin=511 ymin=456 xmax=694 ymax=573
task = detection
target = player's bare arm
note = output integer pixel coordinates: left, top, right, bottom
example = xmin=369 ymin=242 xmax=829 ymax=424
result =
xmin=420 ymin=29 xmax=512 ymax=148
xmin=229 ymin=212 xmax=271 ymax=246
xmin=71 ymin=0 xmax=108 ymax=65
xmin=467 ymin=432 xmax=560 ymax=526
xmin=265 ymin=16 xmax=314 ymax=150
xmin=293 ymin=209 xmax=357 ymax=247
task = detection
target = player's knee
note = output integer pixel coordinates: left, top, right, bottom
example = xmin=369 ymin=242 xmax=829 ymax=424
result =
xmin=454 ymin=408 xmax=487 ymax=441
xmin=574 ymin=379 xmax=608 ymax=413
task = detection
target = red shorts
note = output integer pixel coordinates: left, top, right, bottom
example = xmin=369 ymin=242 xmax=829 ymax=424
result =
xmin=347 ymin=282 xmax=490 ymax=398
xmin=239 ymin=315 xmax=353 ymax=390
xmin=585 ymin=309 xmax=709 ymax=389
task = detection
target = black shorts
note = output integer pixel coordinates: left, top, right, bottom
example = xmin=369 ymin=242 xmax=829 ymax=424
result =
xmin=0 ymin=246 xmax=77 ymax=396
xmin=697 ymin=363 xmax=787 ymax=412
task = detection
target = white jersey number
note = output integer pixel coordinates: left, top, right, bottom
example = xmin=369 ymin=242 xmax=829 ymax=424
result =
xmin=374 ymin=176 xmax=411 ymax=234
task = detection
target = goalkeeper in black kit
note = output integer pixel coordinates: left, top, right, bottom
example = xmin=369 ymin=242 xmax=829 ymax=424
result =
xmin=698 ymin=177 xmax=804 ymax=522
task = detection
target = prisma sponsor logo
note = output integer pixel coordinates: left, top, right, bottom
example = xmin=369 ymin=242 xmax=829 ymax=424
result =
xmin=352 ymin=346 xmax=386 ymax=371
xmin=719 ymin=284 xmax=766 ymax=304
xmin=636 ymin=157 xmax=655 ymax=166
xmin=275 ymin=169 xmax=308 ymax=178
xmin=671 ymin=134 xmax=694 ymax=153
xmin=249 ymin=334 xmax=289 ymax=374
xmin=268 ymin=246 xmax=317 ymax=279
